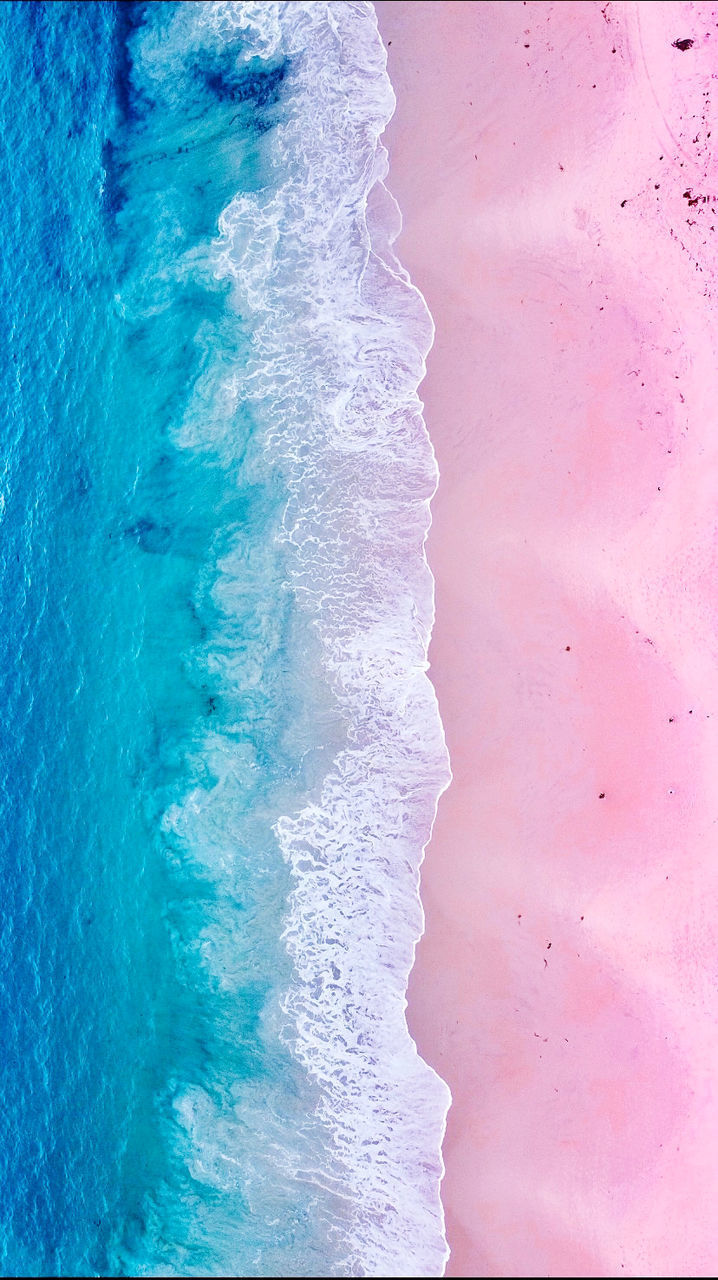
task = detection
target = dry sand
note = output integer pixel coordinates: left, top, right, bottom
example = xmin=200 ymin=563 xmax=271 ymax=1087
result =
xmin=376 ymin=2 xmax=718 ymax=1275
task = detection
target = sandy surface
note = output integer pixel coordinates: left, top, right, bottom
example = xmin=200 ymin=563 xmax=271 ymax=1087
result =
xmin=375 ymin=2 xmax=718 ymax=1275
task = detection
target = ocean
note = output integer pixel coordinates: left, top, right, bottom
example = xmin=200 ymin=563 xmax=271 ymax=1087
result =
xmin=0 ymin=2 xmax=450 ymax=1275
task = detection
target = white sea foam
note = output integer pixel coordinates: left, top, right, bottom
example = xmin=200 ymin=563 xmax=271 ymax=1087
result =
xmin=197 ymin=2 xmax=453 ymax=1275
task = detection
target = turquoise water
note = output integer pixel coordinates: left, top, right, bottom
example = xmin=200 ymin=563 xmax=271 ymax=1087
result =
xmin=0 ymin=3 xmax=450 ymax=1276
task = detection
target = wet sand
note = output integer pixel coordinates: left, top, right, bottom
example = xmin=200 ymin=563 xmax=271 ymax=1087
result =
xmin=376 ymin=2 xmax=718 ymax=1275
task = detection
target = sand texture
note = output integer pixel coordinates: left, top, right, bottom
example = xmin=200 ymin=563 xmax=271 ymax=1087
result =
xmin=376 ymin=2 xmax=718 ymax=1274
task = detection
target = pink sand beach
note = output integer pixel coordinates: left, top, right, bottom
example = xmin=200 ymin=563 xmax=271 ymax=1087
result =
xmin=376 ymin=1 xmax=718 ymax=1275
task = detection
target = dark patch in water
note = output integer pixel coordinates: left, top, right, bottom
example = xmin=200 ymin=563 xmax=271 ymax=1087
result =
xmin=194 ymin=51 xmax=289 ymax=112
xmin=124 ymin=516 xmax=172 ymax=554
xmin=72 ymin=462 xmax=92 ymax=500
xmin=112 ymin=0 xmax=153 ymax=124
xmin=27 ymin=2 xmax=51 ymax=83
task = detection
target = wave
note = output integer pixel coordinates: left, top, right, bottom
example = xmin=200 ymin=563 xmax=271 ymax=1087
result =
xmin=203 ymin=3 xmax=452 ymax=1274
xmin=117 ymin=0 xmax=453 ymax=1272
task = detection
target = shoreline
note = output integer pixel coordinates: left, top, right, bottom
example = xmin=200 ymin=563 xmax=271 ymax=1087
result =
xmin=377 ymin=2 xmax=718 ymax=1276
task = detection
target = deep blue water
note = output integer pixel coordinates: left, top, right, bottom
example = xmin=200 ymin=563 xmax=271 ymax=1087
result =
xmin=0 ymin=3 xmax=451 ymax=1276
xmin=0 ymin=3 xmax=330 ymax=1274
